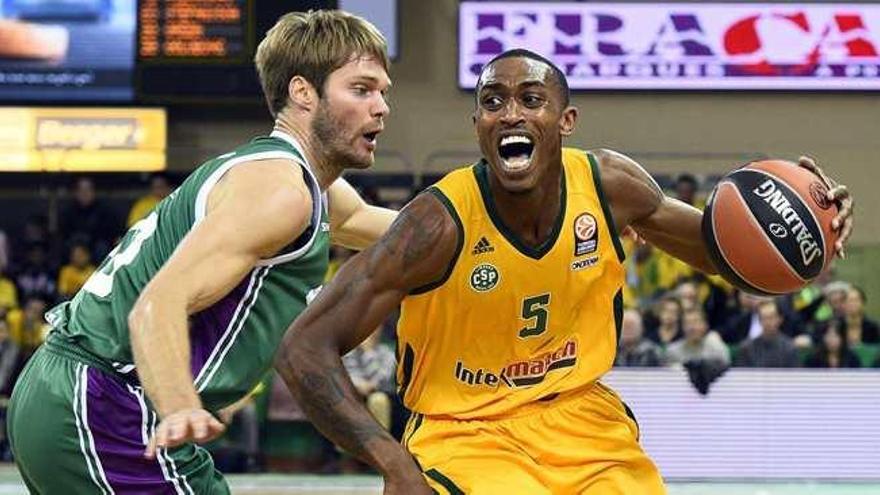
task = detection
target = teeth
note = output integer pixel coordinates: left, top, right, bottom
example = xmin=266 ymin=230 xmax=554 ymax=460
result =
xmin=503 ymin=156 xmax=531 ymax=171
xmin=500 ymin=135 xmax=532 ymax=146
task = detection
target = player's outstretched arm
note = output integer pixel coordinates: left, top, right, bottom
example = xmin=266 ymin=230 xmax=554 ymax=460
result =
xmin=131 ymin=160 xmax=313 ymax=458
xmin=276 ymin=191 xmax=458 ymax=493
xmin=594 ymin=148 xmax=718 ymax=274
xmin=328 ymin=177 xmax=398 ymax=250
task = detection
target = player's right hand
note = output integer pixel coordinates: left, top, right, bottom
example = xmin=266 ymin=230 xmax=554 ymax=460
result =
xmin=383 ymin=474 xmax=433 ymax=495
xmin=145 ymin=408 xmax=226 ymax=459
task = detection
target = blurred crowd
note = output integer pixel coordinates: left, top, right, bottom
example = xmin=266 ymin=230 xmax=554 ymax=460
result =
xmin=615 ymin=173 xmax=878 ymax=373
xmin=0 ymin=172 xmax=875 ymax=472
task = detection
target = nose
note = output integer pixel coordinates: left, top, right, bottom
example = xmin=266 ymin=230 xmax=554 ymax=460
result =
xmin=499 ymin=99 xmax=524 ymax=127
xmin=373 ymin=93 xmax=390 ymax=118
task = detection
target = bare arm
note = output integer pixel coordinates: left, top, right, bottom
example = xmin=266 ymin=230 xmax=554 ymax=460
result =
xmin=594 ymin=148 xmax=718 ymax=274
xmin=275 ymin=191 xmax=458 ymax=483
xmin=130 ymin=159 xmax=312 ymax=454
xmin=328 ymin=178 xmax=398 ymax=250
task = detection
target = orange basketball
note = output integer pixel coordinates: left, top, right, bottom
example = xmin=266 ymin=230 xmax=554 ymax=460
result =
xmin=702 ymin=160 xmax=839 ymax=295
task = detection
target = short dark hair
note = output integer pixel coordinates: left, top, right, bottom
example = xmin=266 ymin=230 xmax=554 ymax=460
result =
xmin=475 ymin=48 xmax=570 ymax=107
xmin=675 ymin=173 xmax=698 ymax=188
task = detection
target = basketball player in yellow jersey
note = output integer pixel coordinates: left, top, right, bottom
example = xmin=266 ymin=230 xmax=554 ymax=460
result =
xmin=276 ymin=49 xmax=854 ymax=494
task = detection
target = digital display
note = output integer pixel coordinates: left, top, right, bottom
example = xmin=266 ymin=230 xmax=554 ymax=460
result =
xmin=136 ymin=1 xmax=399 ymax=101
xmin=605 ymin=369 xmax=880 ymax=479
xmin=138 ymin=0 xmax=249 ymax=60
xmin=0 ymin=0 xmax=136 ymax=101
xmin=459 ymin=2 xmax=880 ymax=90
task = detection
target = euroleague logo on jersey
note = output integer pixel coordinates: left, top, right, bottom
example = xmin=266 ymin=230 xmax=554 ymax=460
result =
xmin=574 ymin=212 xmax=598 ymax=256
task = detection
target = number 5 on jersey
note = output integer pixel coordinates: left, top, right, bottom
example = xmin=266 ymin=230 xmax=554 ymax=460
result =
xmin=520 ymin=293 xmax=551 ymax=338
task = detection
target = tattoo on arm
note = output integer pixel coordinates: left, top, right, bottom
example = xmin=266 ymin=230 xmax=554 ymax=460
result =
xmin=293 ymin=366 xmax=386 ymax=458
xmin=276 ymin=192 xmax=457 ymax=473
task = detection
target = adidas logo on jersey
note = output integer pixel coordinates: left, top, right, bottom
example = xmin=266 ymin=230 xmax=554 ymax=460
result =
xmin=471 ymin=236 xmax=494 ymax=255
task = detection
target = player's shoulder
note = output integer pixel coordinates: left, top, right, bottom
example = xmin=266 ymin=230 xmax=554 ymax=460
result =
xmin=582 ymin=148 xmax=646 ymax=187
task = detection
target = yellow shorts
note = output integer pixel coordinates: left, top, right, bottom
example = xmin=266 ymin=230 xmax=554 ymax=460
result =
xmin=403 ymin=382 xmax=666 ymax=494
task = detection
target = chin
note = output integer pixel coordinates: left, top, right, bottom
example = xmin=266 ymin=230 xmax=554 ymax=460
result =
xmin=488 ymin=161 xmax=539 ymax=193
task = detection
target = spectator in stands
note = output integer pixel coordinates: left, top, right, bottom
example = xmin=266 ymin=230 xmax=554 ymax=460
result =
xmin=0 ymin=319 xmax=19 ymax=461
xmin=341 ymin=329 xmax=398 ymax=472
xmin=842 ymin=286 xmax=879 ymax=345
xmin=722 ymin=291 xmax=764 ymax=345
xmin=0 ymin=266 xmax=17 ymax=319
xmin=127 ymin=173 xmax=173 ymax=227
xmin=673 ymin=172 xmax=699 ymax=207
xmin=804 ymin=318 xmax=861 ymax=368
xmin=722 ymin=291 xmax=803 ymax=345
xmin=623 ymin=242 xmax=661 ymax=309
xmin=0 ymin=320 xmax=20 ymax=396
xmin=823 ymin=280 xmax=852 ymax=319
xmin=56 ymin=243 xmax=96 ymax=300
xmin=615 ymin=309 xmax=663 ymax=367
xmin=675 ymin=280 xmax=700 ymax=312
xmin=59 ymin=177 xmax=119 ymax=259
xmin=0 ymin=230 xmax=9 ymax=274
xmin=19 ymin=215 xmax=49 ymax=250
xmin=6 ymin=296 xmax=49 ymax=359
xmin=645 ymin=296 xmax=682 ymax=346
xmin=734 ymin=300 xmax=800 ymax=368
xmin=792 ymin=269 xmax=839 ymax=326
xmin=666 ymin=308 xmax=730 ymax=368
xmin=14 ymin=243 xmax=56 ymax=303
xmin=342 ymin=329 xmax=397 ymax=428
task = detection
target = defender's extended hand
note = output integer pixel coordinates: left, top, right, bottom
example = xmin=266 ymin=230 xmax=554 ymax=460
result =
xmin=145 ymin=408 xmax=225 ymax=458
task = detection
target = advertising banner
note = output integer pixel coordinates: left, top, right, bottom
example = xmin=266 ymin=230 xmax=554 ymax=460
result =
xmin=0 ymin=107 xmax=166 ymax=171
xmin=459 ymin=2 xmax=880 ymax=90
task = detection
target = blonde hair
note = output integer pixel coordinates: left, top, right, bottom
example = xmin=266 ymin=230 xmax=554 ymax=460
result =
xmin=255 ymin=10 xmax=389 ymax=117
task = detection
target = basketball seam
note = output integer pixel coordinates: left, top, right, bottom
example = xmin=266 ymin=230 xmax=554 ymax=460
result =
xmin=742 ymin=167 xmax=828 ymax=271
xmin=710 ymin=185 xmax=773 ymax=294
xmin=713 ymin=182 xmax=797 ymax=295
xmin=729 ymin=184 xmax=806 ymax=284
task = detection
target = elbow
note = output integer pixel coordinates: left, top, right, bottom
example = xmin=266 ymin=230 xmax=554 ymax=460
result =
xmin=275 ymin=324 xmax=324 ymax=377
xmin=127 ymin=296 xmax=152 ymax=345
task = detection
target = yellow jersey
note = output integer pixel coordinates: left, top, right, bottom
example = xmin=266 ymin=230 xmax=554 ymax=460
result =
xmin=396 ymin=148 xmax=626 ymax=419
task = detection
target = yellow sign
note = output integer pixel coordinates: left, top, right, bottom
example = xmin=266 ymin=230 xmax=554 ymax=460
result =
xmin=0 ymin=108 xmax=166 ymax=172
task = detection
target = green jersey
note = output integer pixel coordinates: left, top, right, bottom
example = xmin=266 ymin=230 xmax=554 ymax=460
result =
xmin=46 ymin=131 xmax=330 ymax=410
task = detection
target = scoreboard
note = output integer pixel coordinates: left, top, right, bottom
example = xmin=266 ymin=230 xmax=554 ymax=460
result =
xmin=138 ymin=0 xmax=251 ymax=61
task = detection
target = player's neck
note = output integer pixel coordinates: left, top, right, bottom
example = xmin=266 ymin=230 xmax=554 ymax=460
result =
xmin=487 ymin=164 xmax=563 ymax=249
xmin=272 ymin=118 xmax=341 ymax=191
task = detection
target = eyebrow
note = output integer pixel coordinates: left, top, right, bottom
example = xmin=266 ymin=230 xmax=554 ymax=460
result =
xmin=352 ymin=75 xmax=392 ymax=89
xmin=480 ymin=79 xmax=546 ymax=90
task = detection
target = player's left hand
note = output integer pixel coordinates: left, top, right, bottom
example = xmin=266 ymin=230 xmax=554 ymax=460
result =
xmin=798 ymin=156 xmax=853 ymax=259
xmin=145 ymin=408 xmax=226 ymax=458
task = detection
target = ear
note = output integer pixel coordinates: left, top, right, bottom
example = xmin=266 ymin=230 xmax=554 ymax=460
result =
xmin=559 ymin=105 xmax=578 ymax=137
xmin=471 ymin=110 xmax=480 ymax=138
xmin=288 ymin=76 xmax=318 ymax=112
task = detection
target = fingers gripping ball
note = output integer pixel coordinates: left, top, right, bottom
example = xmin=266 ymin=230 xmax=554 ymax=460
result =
xmin=702 ymin=160 xmax=839 ymax=296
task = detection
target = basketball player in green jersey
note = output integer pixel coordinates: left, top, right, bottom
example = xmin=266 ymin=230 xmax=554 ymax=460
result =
xmin=6 ymin=10 xmax=427 ymax=494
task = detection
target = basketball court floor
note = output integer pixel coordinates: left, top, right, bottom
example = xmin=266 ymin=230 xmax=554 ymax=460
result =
xmin=0 ymin=466 xmax=876 ymax=495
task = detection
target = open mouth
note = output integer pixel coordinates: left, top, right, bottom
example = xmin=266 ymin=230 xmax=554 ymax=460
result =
xmin=498 ymin=135 xmax=534 ymax=171
xmin=363 ymin=130 xmax=380 ymax=146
